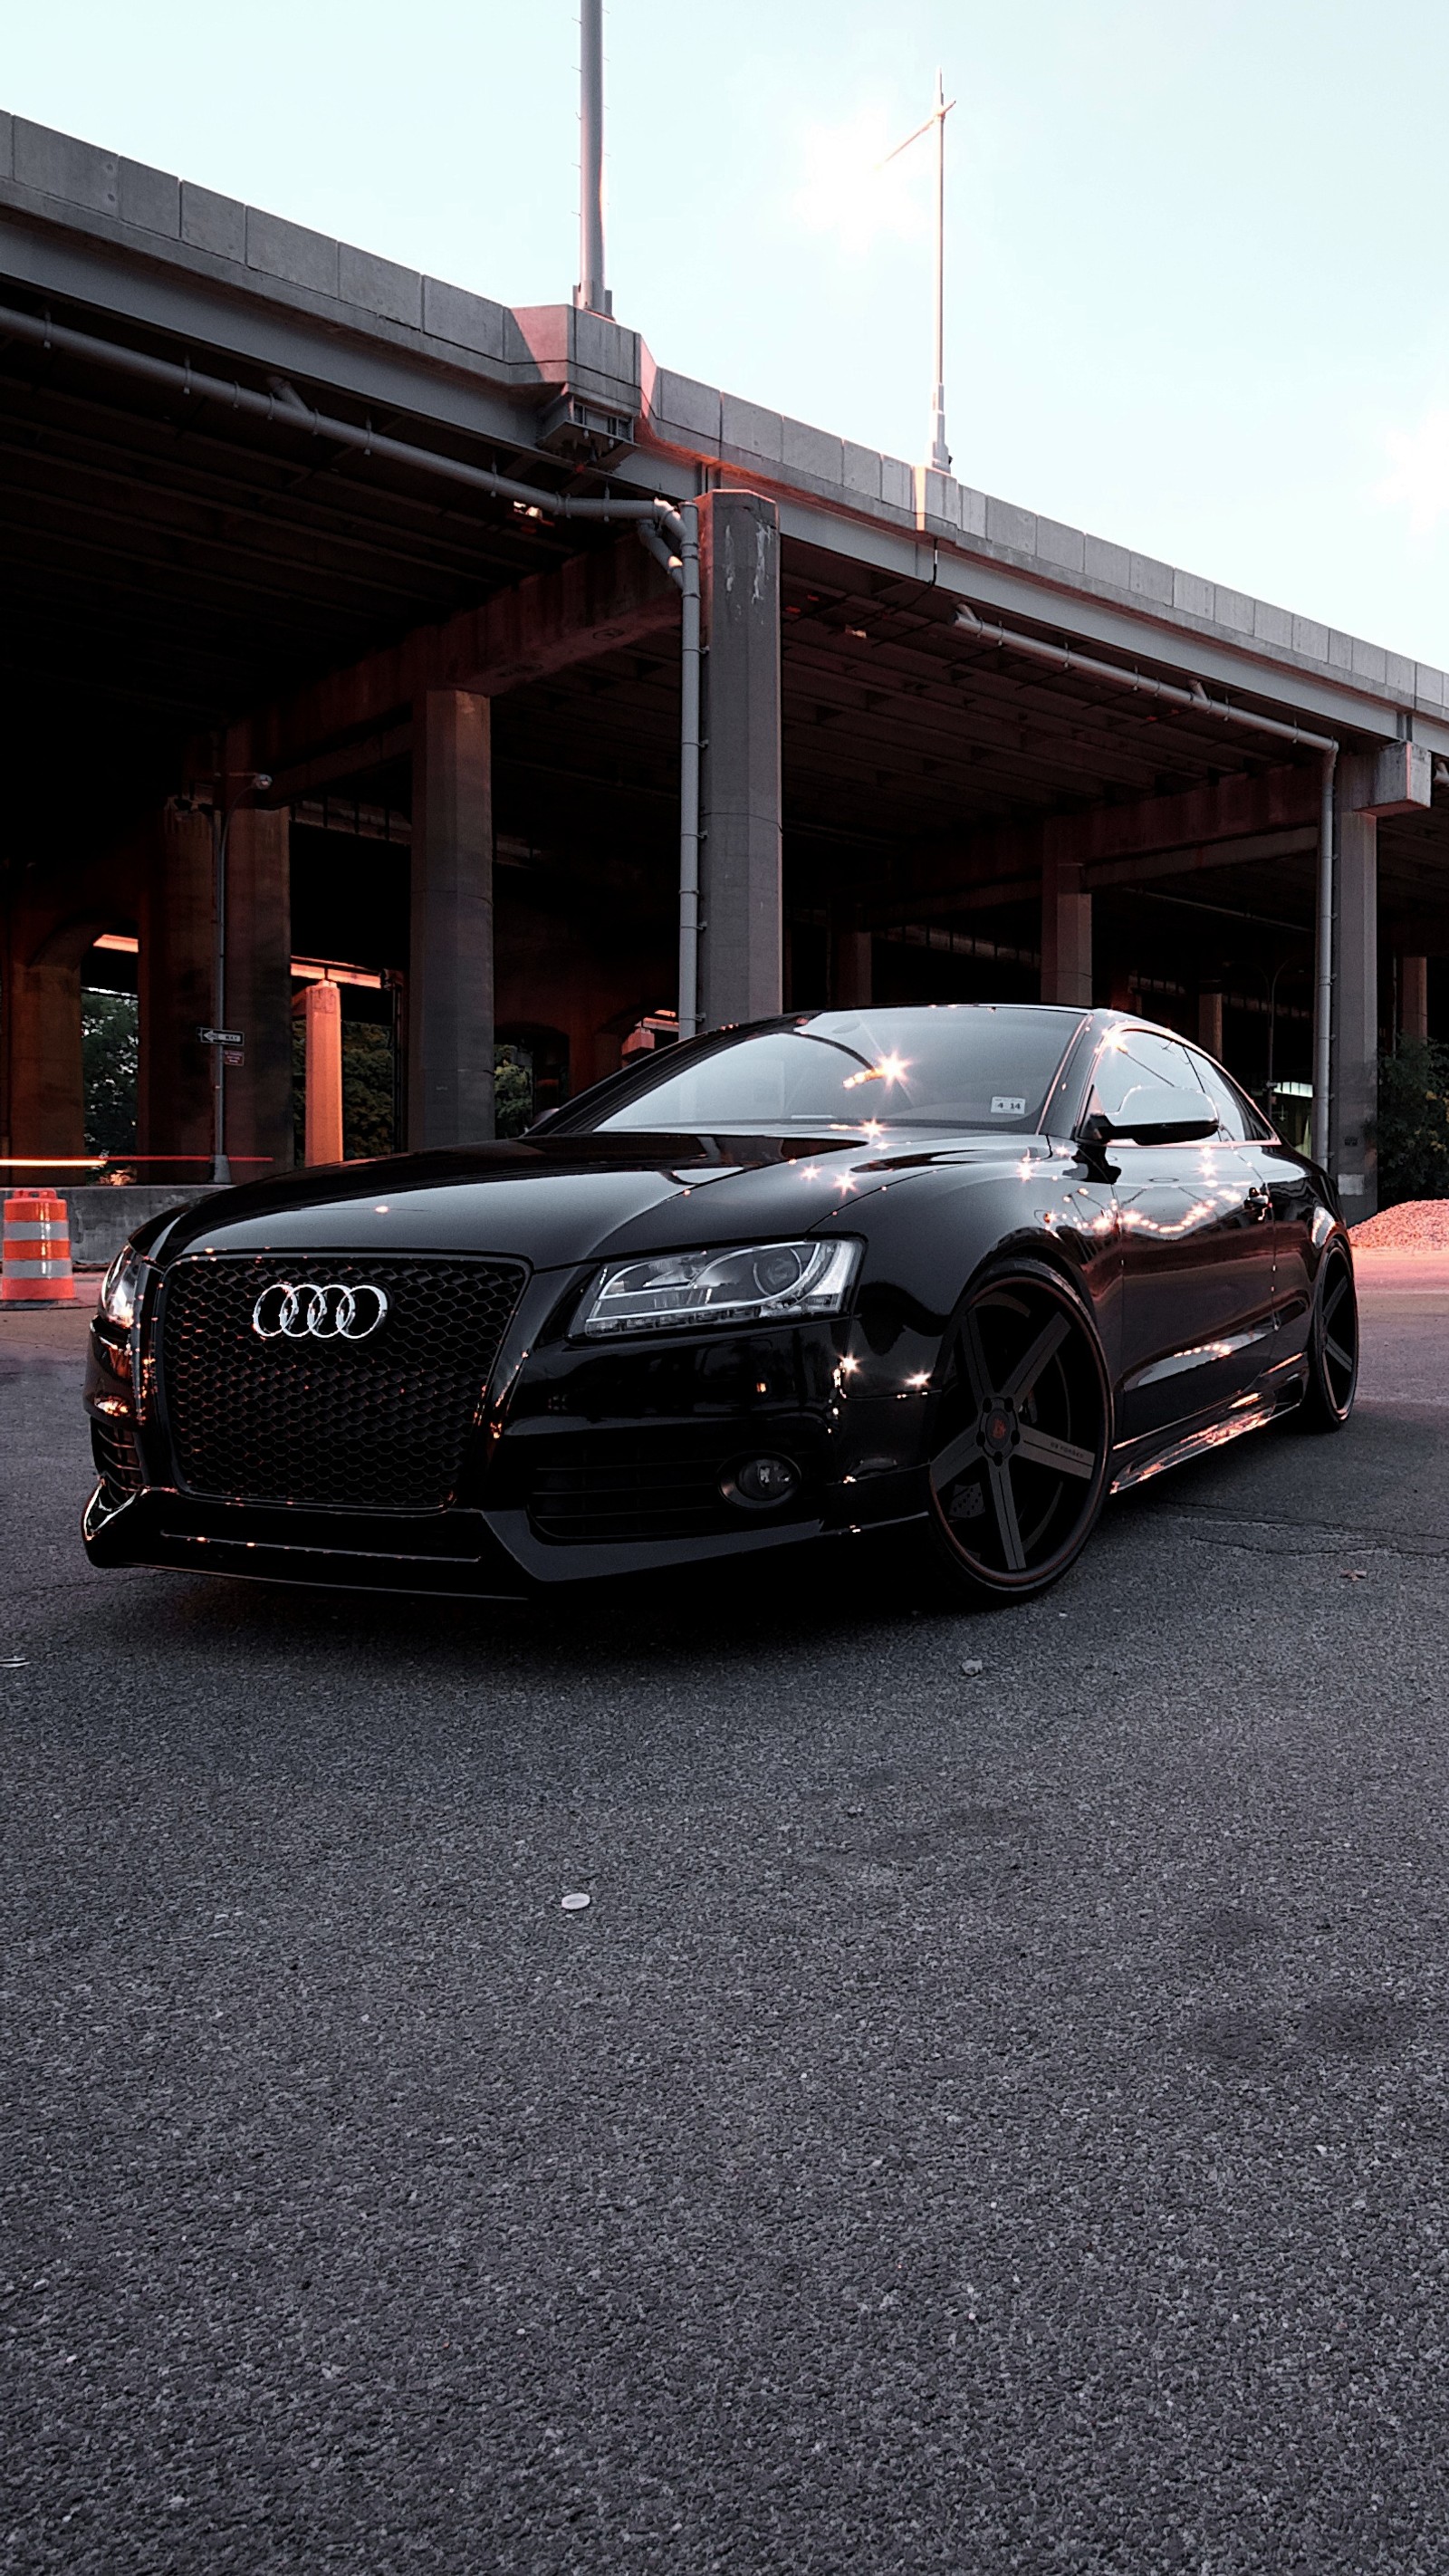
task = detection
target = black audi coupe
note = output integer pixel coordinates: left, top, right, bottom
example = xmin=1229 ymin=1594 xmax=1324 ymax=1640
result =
xmin=83 ymin=1005 xmax=1357 ymax=1607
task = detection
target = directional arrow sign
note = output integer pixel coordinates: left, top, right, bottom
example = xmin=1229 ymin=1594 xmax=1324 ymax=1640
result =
xmin=197 ymin=1026 xmax=245 ymax=1047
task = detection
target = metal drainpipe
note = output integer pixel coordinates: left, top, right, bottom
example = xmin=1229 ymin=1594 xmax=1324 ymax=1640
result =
xmin=955 ymin=605 xmax=1343 ymax=1154
xmin=1312 ymin=748 xmax=1336 ymax=1172
xmin=0 ymin=303 xmax=680 ymax=546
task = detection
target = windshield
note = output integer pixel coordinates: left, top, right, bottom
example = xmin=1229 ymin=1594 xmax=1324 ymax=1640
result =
xmin=581 ymin=1007 xmax=1082 ymax=1136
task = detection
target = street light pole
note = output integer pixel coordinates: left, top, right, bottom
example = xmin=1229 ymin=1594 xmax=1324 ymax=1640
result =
xmin=882 ymin=71 xmax=956 ymax=474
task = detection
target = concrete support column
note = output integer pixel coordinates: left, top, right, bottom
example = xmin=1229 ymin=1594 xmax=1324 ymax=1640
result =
xmin=829 ymin=914 xmax=873 ymax=1009
xmin=698 ymin=490 xmax=782 ymax=1030
xmin=1334 ymin=756 xmax=1379 ymax=1216
xmin=1 ymin=954 xmax=85 ymax=1159
xmin=139 ymin=802 xmax=215 ymax=1168
xmin=1400 ymin=954 xmax=1429 ymax=1043
xmin=226 ymin=803 xmax=293 ymax=1175
xmin=1040 ymin=822 xmax=1091 ymax=1007
xmin=303 ymin=980 xmax=343 ymax=1166
xmin=408 ymin=688 xmax=494 ymax=1149
xmin=1197 ymin=985 xmax=1223 ymax=1060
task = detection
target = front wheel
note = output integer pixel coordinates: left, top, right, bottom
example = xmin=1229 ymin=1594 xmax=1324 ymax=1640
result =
xmin=1297 ymin=1241 xmax=1358 ymax=1432
xmin=924 ymin=1260 xmax=1114 ymax=1605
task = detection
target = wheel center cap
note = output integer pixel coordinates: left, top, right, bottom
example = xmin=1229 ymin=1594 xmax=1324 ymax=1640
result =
xmin=979 ymin=1399 xmax=1017 ymax=1461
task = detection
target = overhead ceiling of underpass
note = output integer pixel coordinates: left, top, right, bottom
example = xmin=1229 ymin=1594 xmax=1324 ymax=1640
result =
xmin=0 ymin=292 xmax=616 ymax=760
xmin=6 ymin=280 xmax=1449 ymax=970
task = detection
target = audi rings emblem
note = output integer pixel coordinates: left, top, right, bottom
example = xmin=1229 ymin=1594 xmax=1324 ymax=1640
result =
xmin=251 ymin=1281 xmax=389 ymax=1342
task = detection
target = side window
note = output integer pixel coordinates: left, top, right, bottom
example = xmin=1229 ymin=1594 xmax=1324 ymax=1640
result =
xmin=1183 ymin=1048 xmax=1254 ymax=1140
xmin=1089 ymin=1029 xmax=1199 ymax=1129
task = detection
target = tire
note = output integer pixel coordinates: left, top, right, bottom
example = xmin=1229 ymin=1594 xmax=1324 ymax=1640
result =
xmin=923 ymin=1258 xmax=1114 ymax=1605
xmin=1297 ymin=1240 xmax=1358 ymax=1433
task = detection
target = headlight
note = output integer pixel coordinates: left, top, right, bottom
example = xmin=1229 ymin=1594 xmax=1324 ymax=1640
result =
xmin=99 ymin=1242 xmax=146 ymax=1332
xmin=580 ymin=1238 xmax=861 ymax=1338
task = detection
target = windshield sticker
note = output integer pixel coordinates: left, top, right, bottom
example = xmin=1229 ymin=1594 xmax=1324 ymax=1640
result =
xmin=991 ymin=1096 xmax=1027 ymax=1115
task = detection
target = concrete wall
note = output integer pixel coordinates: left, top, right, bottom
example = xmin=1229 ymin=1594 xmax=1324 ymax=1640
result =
xmin=63 ymin=1184 xmax=218 ymax=1267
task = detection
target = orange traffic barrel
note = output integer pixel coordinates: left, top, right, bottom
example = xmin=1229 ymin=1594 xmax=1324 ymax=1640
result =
xmin=1 ymin=1189 xmax=76 ymax=1303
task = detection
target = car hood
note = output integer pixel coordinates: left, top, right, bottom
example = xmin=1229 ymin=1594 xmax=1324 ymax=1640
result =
xmin=145 ymin=1129 xmax=1051 ymax=1270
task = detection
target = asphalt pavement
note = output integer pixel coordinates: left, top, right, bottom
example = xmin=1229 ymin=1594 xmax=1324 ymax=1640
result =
xmin=4 ymin=1263 xmax=1449 ymax=2575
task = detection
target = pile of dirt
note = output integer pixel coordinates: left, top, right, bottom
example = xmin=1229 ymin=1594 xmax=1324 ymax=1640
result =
xmin=1349 ymin=1198 xmax=1449 ymax=1248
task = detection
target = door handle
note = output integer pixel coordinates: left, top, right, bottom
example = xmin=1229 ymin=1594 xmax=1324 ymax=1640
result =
xmin=1246 ymin=1186 xmax=1271 ymax=1218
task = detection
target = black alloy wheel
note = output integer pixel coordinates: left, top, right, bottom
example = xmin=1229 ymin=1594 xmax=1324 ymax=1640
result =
xmin=926 ymin=1260 xmax=1113 ymax=1603
xmin=1298 ymin=1241 xmax=1358 ymax=1432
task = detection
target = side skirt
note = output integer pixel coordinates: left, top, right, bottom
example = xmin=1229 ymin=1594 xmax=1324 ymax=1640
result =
xmin=1108 ymin=1373 xmax=1306 ymax=1496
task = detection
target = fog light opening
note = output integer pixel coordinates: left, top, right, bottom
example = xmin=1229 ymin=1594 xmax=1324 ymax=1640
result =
xmin=723 ymin=1454 xmax=801 ymax=1512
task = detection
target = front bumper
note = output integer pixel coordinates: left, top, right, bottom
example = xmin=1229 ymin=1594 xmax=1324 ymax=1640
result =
xmin=82 ymin=1298 xmax=938 ymax=1596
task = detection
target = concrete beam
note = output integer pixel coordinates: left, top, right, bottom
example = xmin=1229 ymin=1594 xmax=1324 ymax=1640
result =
xmin=408 ymin=689 xmax=494 ymax=1149
xmin=1358 ymin=741 xmax=1433 ymax=818
xmin=869 ymin=767 xmax=1319 ymax=926
xmin=1085 ymin=824 xmax=1319 ymax=893
xmin=246 ymin=534 xmax=677 ymax=780
xmin=698 ymin=492 xmax=783 ymax=1028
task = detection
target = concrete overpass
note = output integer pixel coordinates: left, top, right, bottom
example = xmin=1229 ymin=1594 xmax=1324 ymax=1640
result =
xmin=3 ymin=110 xmax=1446 ymax=1214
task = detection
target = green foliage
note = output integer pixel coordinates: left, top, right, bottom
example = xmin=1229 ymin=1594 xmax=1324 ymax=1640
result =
xmin=1373 ymin=1038 xmax=1449 ymax=1203
xmin=343 ymin=1021 xmax=395 ymax=1159
xmin=290 ymin=1015 xmax=533 ymax=1158
xmin=82 ymin=989 xmax=138 ymax=1154
xmin=494 ymin=1044 xmax=533 ymax=1139
xmin=292 ymin=1011 xmax=396 ymax=1162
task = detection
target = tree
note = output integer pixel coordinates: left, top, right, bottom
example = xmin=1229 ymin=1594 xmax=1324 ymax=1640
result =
xmin=1372 ymin=1039 xmax=1449 ymax=1203
xmin=82 ymin=990 xmax=138 ymax=1155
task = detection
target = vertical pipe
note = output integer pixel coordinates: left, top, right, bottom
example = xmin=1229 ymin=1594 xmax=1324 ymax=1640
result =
xmin=677 ymin=501 xmax=701 ymax=1038
xmin=929 ymin=71 xmax=949 ymax=473
xmin=576 ymin=0 xmax=609 ymax=316
xmin=1311 ymin=745 xmax=1337 ymax=1171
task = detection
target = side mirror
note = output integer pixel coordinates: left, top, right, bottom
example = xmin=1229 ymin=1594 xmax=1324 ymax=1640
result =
xmin=1087 ymin=1086 xmax=1219 ymax=1146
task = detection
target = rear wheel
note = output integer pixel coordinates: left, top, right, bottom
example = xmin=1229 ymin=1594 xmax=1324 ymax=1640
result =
xmin=925 ymin=1261 xmax=1113 ymax=1604
xmin=1298 ymin=1241 xmax=1358 ymax=1432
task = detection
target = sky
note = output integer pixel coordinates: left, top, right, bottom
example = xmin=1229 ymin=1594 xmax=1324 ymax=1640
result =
xmin=8 ymin=2 xmax=1449 ymax=666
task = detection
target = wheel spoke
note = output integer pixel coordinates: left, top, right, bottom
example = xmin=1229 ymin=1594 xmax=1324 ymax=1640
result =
xmin=988 ymin=1462 xmax=1026 ymax=1572
xmin=1016 ymin=1425 xmax=1097 ymax=1481
xmin=1324 ymin=1271 xmax=1348 ymax=1324
xmin=1325 ymin=1332 xmax=1353 ymax=1374
xmin=930 ymin=1426 xmax=981 ymax=1492
xmin=1003 ymin=1311 xmax=1070 ymax=1407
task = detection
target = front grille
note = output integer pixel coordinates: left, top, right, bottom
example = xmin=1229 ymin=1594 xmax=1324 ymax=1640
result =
xmin=158 ymin=1255 xmax=525 ymax=1512
xmin=91 ymin=1415 xmax=142 ymax=1498
xmin=528 ymin=1434 xmax=805 ymax=1545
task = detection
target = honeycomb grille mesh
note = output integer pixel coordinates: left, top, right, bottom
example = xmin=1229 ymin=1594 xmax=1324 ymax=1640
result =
xmin=159 ymin=1256 xmax=524 ymax=1512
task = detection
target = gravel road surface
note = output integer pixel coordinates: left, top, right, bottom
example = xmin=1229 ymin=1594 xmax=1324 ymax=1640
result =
xmin=4 ymin=1265 xmax=1449 ymax=2574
